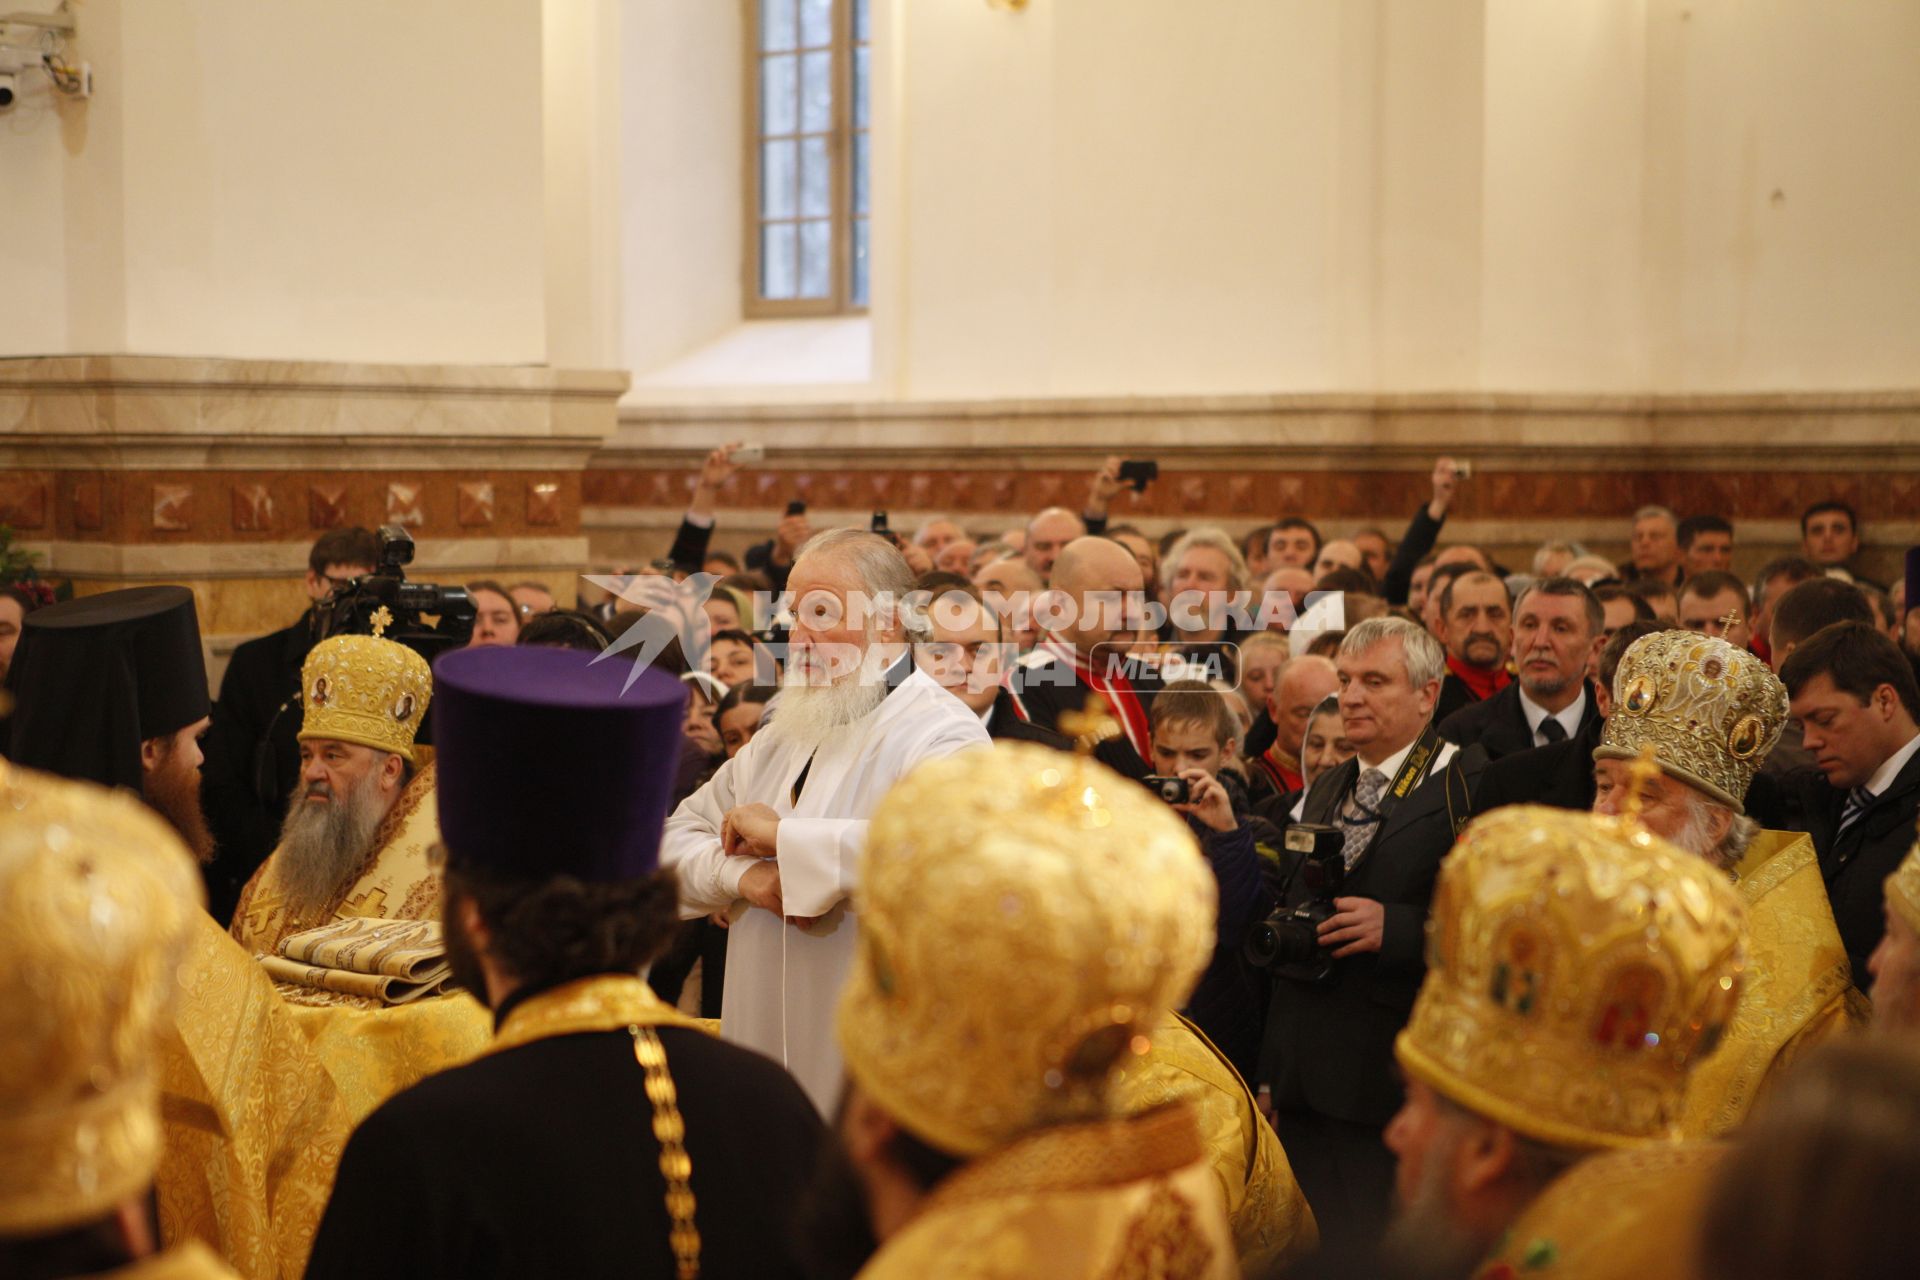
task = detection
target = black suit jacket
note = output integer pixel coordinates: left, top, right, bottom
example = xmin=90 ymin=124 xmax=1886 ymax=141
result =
xmin=307 ymin=1015 xmax=825 ymax=1280
xmin=1259 ymin=742 xmax=1489 ymax=1126
xmin=1438 ymin=682 xmax=1599 ymax=761
xmin=1433 ymin=672 xmax=1482 ymax=727
xmin=986 ymin=689 xmax=1073 ymax=750
xmin=1800 ymin=746 xmax=1920 ymax=988
xmin=201 ymin=614 xmax=316 ymax=923
xmin=1470 ymin=715 xmax=1604 ymax=815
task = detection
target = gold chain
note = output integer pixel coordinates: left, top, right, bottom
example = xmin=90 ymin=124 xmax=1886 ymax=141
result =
xmin=633 ymin=1025 xmax=700 ymax=1280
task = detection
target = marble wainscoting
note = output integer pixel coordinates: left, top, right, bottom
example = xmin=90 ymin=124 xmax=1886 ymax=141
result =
xmin=592 ymin=391 xmax=1919 ymax=583
xmin=0 ymin=357 xmax=626 ymax=681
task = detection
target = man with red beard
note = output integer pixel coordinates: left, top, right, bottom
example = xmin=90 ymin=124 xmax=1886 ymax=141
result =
xmin=4 ymin=585 xmax=217 ymax=861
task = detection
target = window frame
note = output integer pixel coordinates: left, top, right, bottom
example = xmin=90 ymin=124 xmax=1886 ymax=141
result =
xmin=742 ymin=0 xmax=869 ymax=318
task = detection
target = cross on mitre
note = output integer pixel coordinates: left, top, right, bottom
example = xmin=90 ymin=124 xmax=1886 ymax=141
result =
xmin=1058 ymin=693 xmax=1122 ymax=755
xmin=1720 ymin=609 xmax=1743 ymax=633
xmin=370 ymin=605 xmax=394 ymax=639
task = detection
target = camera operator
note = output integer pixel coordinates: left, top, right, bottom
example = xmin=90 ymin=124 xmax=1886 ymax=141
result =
xmin=1146 ymin=680 xmax=1281 ymax=1083
xmin=201 ymin=527 xmax=376 ymax=923
xmin=1254 ymin=616 xmax=1488 ymax=1253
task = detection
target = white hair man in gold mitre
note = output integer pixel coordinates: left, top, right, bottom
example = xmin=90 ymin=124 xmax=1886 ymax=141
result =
xmin=1592 ymin=631 xmax=1866 ymax=1136
xmin=1384 ymin=802 xmax=1748 ymax=1280
xmin=232 ymin=616 xmax=442 ymax=958
xmin=819 ymin=743 xmax=1247 ymax=1280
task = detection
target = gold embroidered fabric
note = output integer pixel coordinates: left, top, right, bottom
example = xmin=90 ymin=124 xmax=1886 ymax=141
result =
xmin=855 ymin=1105 xmax=1236 ymax=1280
xmin=297 ymin=630 xmax=433 ymax=763
xmin=283 ymin=994 xmax=492 ymax=1128
xmin=840 ymin=744 xmax=1217 ymax=1159
xmin=103 ymin=1241 xmax=246 ymax=1280
xmin=231 ymin=763 xmax=444 ymax=957
xmin=1886 ymin=836 xmax=1920 ymax=934
xmin=1397 ymin=805 xmax=1747 ymax=1152
xmin=491 ymin=974 xmax=711 ymax=1052
xmin=261 ymin=917 xmax=453 ymax=1005
xmin=1679 ymin=831 xmax=1865 ymax=1137
xmin=1596 ymin=631 xmax=1788 ymax=813
xmin=155 ymin=913 xmax=354 ymax=1280
xmin=0 ymin=765 xmax=200 ymax=1235
xmin=1475 ymin=1142 xmax=1727 ymax=1280
xmin=1115 ymin=1015 xmax=1317 ymax=1273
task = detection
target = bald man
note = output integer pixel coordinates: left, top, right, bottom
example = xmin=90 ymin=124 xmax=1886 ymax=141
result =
xmin=1024 ymin=507 xmax=1087 ymax=585
xmin=1007 ymin=536 xmax=1161 ymax=766
xmin=1248 ymin=655 xmax=1340 ymax=802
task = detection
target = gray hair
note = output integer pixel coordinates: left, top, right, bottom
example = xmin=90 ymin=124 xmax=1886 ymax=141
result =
xmin=794 ymin=528 xmax=916 ymax=633
xmin=1633 ymin=505 xmax=1679 ymax=528
xmin=1531 ymin=540 xmax=1587 ymax=576
xmin=1677 ymin=789 xmax=1762 ymax=872
xmin=1160 ymin=525 xmax=1252 ymax=595
xmin=1339 ymin=616 xmax=1446 ymax=689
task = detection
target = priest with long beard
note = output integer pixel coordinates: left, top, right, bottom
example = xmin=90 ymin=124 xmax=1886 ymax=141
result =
xmin=663 ymin=529 xmax=991 ymax=1112
xmin=231 ymin=618 xmax=441 ymax=956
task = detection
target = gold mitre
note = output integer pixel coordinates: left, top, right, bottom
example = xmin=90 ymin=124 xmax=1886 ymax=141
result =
xmin=1595 ymin=630 xmax=1787 ymax=813
xmin=300 ymin=617 xmax=433 ymax=763
xmin=1887 ymin=836 xmax=1920 ymax=936
xmin=0 ymin=763 xmax=202 ymax=1234
xmin=1395 ymin=804 xmax=1747 ymax=1152
xmin=837 ymin=743 xmax=1216 ymax=1158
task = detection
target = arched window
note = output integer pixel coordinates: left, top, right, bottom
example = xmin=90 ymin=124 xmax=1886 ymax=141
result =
xmin=746 ymin=0 xmax=871 ymax=315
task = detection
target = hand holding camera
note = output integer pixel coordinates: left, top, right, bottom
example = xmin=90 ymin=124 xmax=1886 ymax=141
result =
xmin=1172 ymin=769 xmax=1236 ymax=833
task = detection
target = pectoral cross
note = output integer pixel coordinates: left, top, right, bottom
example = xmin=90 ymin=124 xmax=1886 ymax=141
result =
xmin=1058 ymin=693 xmax=1122 ymax=755
xmin=370 ymin=605 xmax=394 ymax=639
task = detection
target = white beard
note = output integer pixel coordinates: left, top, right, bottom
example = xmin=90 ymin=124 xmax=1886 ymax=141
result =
xmin=765 ymin=642 xmax=898 ymax=751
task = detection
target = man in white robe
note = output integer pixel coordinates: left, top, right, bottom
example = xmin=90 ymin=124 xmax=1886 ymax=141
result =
xmin=663 ymin=529 xmax=990 ymax=1111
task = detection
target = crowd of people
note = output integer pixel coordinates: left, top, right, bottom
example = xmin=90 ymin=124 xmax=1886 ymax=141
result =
xmin=2 ymin=444 xmax=1918 ymax=1280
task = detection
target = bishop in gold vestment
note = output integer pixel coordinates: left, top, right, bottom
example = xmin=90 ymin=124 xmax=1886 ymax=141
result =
xmin=231 ymin=624 xmax=444 ymax=960
xmin=837 ymin=745 xmax=1242 ymax=1280
xmin=1592 ymin=632 xmax=1865 ymax=1137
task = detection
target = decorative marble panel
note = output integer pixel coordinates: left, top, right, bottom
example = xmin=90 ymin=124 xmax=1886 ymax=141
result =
xmin=152 ymin=483 xmax=194 ymax=532
xmin=71 ymin=477 xmax=103 ymax=531
xmin=457 ymin=481 xmax=495 ymax=527
xmin=386 ymin=482 xmax=425 ymax=528
xmin=231 ymin=483 xmax=274 ymax=532
xmin=309 ymin=483 xmax=349 ymax=529
xmin=527 ymin=482 xmax=561 ymax=526
xmin=0 ymin=478 xmax=48 ymax=529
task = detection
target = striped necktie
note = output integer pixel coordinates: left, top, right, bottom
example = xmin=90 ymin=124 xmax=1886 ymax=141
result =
xmin=1837 ymin=786 xmax=1874 ymax=837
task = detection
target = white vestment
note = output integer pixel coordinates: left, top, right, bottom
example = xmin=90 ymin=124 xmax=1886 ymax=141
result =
xmin=662 ymin=667 xmax=991 ymax=1111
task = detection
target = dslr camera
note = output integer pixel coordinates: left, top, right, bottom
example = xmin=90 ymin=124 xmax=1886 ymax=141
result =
xmin=1245 ymin=823 xmax=1346 ymax=984
xmin=317 ymin=525 xmax=477 ymax=659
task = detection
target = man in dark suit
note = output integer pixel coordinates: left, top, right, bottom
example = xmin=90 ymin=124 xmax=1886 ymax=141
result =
xmin=200 ymin=527 xmax=376 ymax=923
xmin=1431 ymin=569 xmax=1512 ymax=724
xmin=307 ymin=647 xmax=824 ymax=1280
xmin=1782 ymin=622 xmax=1920 ymax=990
xmin=1006 ymin=536 xmax=1161 ymax=761
xmin=1438 ymin=577 xmax=1603 ymax=761
xmin=1256 ymin=617 xmax=1487 ymax=1255
xmin=1471 ymin=619 xmax=1663 ymax=816
xmin=910 ymin=577 xmax=1073 ymax=750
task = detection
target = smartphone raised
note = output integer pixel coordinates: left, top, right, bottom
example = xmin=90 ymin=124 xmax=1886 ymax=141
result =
xmin=1117 ymin=460 xmax=1159 ymax=492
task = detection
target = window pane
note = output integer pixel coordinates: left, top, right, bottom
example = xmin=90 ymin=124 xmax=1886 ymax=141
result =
xmin=799 ymin=0 xmax=833 ymax=49
xmin=854 ymin=46 xmax=870 ymax=129
xmin=761 ymin=54 xmax=798 ymax=136
xmin=799 ymin=136 xmax=831 ymax=219
xmin=852 ymin=133 xmax=869 ymax=216
xmin=762 ymin=139 xmax=797 ymax=219
xmin=761 ymin=0 xmax=797 ymax=53
xmin=798 ymin=220 xmax=832 ymax=298
xmin=851 ymin=218 xmax=869 ymax=308
xmin=853 ymin=0 xmax=871 ymax=44
xmin=800 ymin=50 xmax=833 ymax=135
xmin=762 ymin=224 xmax=799 ymax=299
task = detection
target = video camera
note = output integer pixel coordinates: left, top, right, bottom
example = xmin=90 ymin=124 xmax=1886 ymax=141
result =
xmin=317 ymin=525 xmax=476 ymax=661
xmin=1245 ymin=823 xmax=1346 ymax=985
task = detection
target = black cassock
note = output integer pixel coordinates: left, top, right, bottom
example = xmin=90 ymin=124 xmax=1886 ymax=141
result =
xmin=306 ymin=1022 xmax=826 ymax=1280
